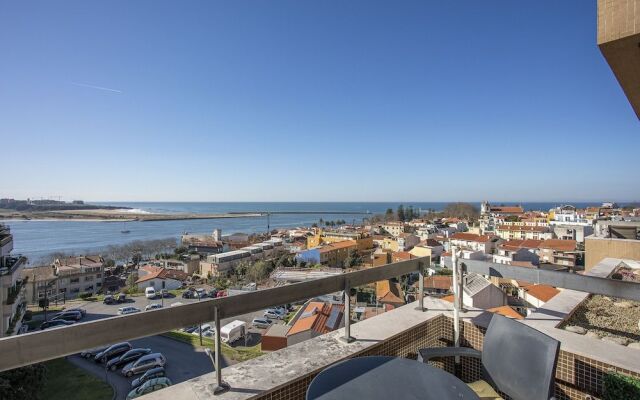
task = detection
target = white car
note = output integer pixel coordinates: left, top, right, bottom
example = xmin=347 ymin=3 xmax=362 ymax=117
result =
xmin=145 ymin=287 xmax=156 ymax=299
xmin=145 ymin=303 xmax=162 ymax=311
xmin=118 ymin=307 xmax=141 ymax=315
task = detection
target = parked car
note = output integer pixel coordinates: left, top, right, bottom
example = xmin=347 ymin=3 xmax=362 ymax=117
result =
xmin=103 ymin=294 xmax=116 ymax=304
xmin=118 ymin=306 xmax=141 ymax=315
xmin=251 ymin=318 xmax=272 ymax=329
xmin=207 ymin=289 xmax=218 ymax=298
xmin=216 ymin=290 xmax=226 ymax=298
xmin=40 ymin=320 xmax=75 ymax=330
xmin=131 ymin=367 xmax=166 ymax=389
xmin=122 ymin=353 xmax=166 ymax=377
xmin=80 ymin=345 xmax=110 ymax=359
xmin=181 ymin=289 xmax=194 ymax=299
xmin=94 ymin=342 xmax=132 ymax=363
xmin=145 ymin=303 xmax=163 ymax=311
xmin=126 ymin=377 xmax=172 ymax=399
xmin=195 ymin=288 xmax=206 ymax=299
xmin=145 ymin=287 xmax=156 ymax=299
xmin=117 ymin=293 xmax=127 ymax=303
xmin=106 ymin=348 xmax=152 ymax=371
xmin=65 ymin=307 xmax=87 ymax=317
xmin=191 ymin=324 xmax=211 ymax=336
xmin=264 ymin=310 xmax=285 ymax=320
xmin=180 ymin=326 xmax=197 ymax=333
xmin=51 ymin=310 xmax=83 ymax=322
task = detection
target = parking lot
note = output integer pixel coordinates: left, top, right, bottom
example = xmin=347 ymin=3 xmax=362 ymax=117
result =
xmin=67 ymin=335 xmax=214 ymax=400
xmin=46 ymin=294 xmax=289 ymax=399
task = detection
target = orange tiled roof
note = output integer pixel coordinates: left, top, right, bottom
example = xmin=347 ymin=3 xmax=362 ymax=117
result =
xmin=450 ymin=233 xmax=495 ymax=243
xmin=524 ymin=284 xmax=560 ymax=302
xmin=419 ymin=276 xmax=452 ymax=290
xmin=376 ymin=280 xmax=404 ymax=305
xmin=392 ymin=251 xmax=414 ymax=262
xmin=487 ymin=306 xmax=524 ymax=320
xmin=539 ymin=239 xmax=577 ymax=252
xmin=136 ymin=266 xmax=189 ymax=284
xmin=287 ymin=301 xmax=344 ymax=336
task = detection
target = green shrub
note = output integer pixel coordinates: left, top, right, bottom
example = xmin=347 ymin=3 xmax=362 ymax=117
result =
xmin=603 ymin=372 xmax=640 ymax=400
xmin=78 ymin=292 xmax=92 ymax=300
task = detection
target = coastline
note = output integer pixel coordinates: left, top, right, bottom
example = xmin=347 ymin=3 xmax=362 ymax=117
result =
xmin=0 ymin=209 xmax=265 ymax=222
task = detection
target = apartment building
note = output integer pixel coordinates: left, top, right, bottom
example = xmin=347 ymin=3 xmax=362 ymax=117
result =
xmin=307 ymin=229 xmax=373 ymax=252
xmin=449 ymin=232 xmax=500 ymax=254
xmin=585 ymin=220 xmax=640 ymax=270
xmin=0 ymin=224 xmax=27 ymax=337
xmin=539 ymin=239 xmax=577 ymax=268
xmin=23 ymin=255 xmax=106 ymax=301
xmin=495 ymin=225 xmax=553 ymax=241
xmin=381 ymin=222 xmax=404 ymax=237
xmin=479 ymin=201 xmax=524 ymax=233
xmin=492 ymin=240 xmax=541 ymax=266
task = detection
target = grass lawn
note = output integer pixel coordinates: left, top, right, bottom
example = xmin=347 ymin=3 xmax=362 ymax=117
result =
xmin=40 ymin=358 xmax=113 ymax=400
xmin=162 ymin=331 xmax=263 ymax=362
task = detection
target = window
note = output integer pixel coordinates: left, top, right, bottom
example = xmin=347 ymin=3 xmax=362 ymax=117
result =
xmin=85 ymin=285 xmax=94 ymax=291
xmin=96 ymin=273 xmax=102 ymax=278
xmin=71 ymin=288 xmax=80 ymax=294
xmin=96 ymin=282 xmax=102 ymax=287
xmin=70 ymin=278 xmax=79 ymax=284
xmin=85 ymin=276 xmax=93 ymax=282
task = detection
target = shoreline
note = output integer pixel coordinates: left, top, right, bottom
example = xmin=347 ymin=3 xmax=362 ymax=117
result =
xmin=0 ymin=208 xmax=371 ymax=222
xmin=0 ymin=213 xmax=265 ymax=222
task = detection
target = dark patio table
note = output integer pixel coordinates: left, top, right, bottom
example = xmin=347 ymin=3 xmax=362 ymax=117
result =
xmin=307 ymin=356 xmax=480 ymax=400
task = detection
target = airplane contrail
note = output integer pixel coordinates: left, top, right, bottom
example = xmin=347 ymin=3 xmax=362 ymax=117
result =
xmin=70 ymin=82 xmax=123 ymax=94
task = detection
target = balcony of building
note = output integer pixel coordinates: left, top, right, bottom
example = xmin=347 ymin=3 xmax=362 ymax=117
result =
xmin=0 ymin=256 xmax=639 ymax=400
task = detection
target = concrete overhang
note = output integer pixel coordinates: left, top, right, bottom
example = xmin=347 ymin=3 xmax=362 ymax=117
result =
xmin=598 ymin=0 xmax=640 ymax=119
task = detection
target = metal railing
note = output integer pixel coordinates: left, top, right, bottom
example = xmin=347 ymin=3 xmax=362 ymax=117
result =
xmin=0 ymin=257 xmax=428 ymax=378
xmin=2 ymin=254 xmax=639 ymax=393
xmin=443 ymin=257 xmax=640 ymax=302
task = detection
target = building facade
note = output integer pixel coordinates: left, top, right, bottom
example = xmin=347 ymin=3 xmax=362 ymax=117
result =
xmin=0 ymin=224 xmax=27 ymax=337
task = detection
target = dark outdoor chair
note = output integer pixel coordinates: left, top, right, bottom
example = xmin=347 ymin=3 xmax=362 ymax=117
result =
xmin=418 ymin=314 xmax=560 ymax=400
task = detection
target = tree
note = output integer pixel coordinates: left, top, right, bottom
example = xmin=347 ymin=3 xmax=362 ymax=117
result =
xmin=345 ymin=250 xmax=362 ymax=268
xmin=385 ymin=208 xmax=394 ymax=221
xmin=0 ymin=363 xmax=47 ymax=400
xmin=126 ymin=273 xmax=138 ymax=291
xmin=131 ymin=253 xmax=142 ymax=265
xmin=104 ymin=259 xmax=115 ymax=269
xmin=397 ymin=205 xmax=405 ymax=222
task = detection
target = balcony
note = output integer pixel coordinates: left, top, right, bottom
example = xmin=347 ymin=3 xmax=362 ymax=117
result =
xmin=0 ymin=256 xmax=26 ymax=282
xmin=0 ymin=257 xmax=639 ymax=400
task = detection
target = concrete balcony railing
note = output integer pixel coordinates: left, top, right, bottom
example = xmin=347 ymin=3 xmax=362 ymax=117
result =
xmin=0 ymin=257 xmax=639 ymax=400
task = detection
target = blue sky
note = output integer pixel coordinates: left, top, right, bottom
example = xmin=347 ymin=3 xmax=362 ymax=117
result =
xmin=1 ymin=1 xmax=638 ymax=202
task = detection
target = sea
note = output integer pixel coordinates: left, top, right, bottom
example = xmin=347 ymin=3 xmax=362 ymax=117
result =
xmin=3 ymin=201 xmax=611 ymax=264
